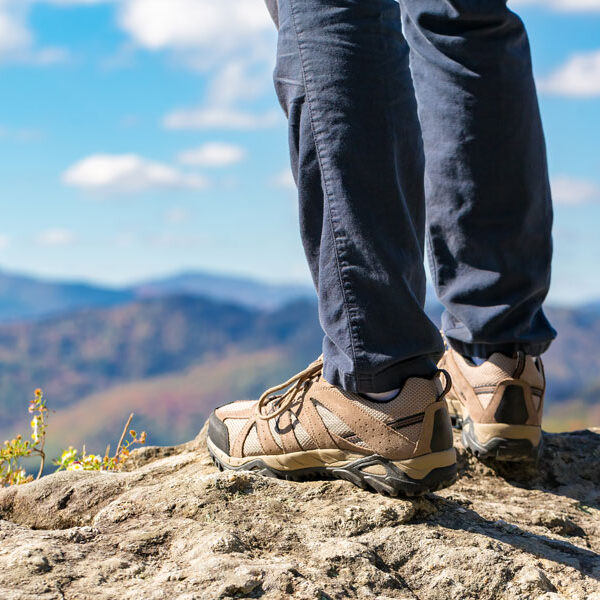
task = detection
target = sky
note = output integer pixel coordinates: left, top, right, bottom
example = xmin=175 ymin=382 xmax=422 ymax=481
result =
xmin=0 ymin=0 xmax=599 ymax=305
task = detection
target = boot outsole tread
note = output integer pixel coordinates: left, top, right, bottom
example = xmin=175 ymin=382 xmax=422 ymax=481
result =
xmin=456 ymin=417 xmax=542 ymax=462
xmin=207 ymin=447 xmax=458 ymax=497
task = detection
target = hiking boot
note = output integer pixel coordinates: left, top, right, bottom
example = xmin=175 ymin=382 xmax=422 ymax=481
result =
xmin=439 ymin=347 xmax=545 ymax=461
xmin=207 ymin=356 xmax=457 ymax=497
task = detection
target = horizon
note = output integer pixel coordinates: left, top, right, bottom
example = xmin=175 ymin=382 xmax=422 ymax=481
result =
xmin=0 ymin=262 xmax=598 ymax=310
xmin=0 ymin=262 xmax=313 ymax=291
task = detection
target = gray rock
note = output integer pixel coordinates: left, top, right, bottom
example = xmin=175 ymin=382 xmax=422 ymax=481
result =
xmin=0 ymin=428 xmax=598 ymax=599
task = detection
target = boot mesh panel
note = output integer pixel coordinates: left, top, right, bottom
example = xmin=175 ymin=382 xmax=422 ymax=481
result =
xmin=456 ymin=352 xmax=544 ymax=389
xmin=351 ymin=378 xmax=437 ymax=423
xmin=456 ymin=352 xmax=517 ymax=386
xmin=218 ymin=400 xmax=256 ymax=414
xmin=243 ymin=424 xmax=263 ymax=456
xmin=314 ymin=403 xmax=354 ymax=437
xmin=223 ymin=418 xmax=247 ymax=442
xmin=397 ymin=422 xmax=423 ymax=445
xmin=477 ymin=392 xmax=494 ymax=409
xmin=290 ymin=415 xmax=317 ymax=450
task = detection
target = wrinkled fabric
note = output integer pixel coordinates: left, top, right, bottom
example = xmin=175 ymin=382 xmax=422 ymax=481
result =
xmin=269 ymin=0 xmax=556 ymax=393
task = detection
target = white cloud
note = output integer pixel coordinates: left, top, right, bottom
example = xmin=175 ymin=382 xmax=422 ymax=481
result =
xmin=552 ymin=176 xmax=600 ymax=205
xmin=147 ymin=232 xmax=207 ymax=248
xmin=0 ymin=124 xmax=43 ymax=142
xmin=164 ymin=107 xmax=279 ymax=131
xmin=0 ymin=0 xmax=262 ymax=66
xmin=33 ymin=46 xmax=70 ymax=64
xmin=62 ymin=154 xmax=207 ymax=192
xmin=0 ymin=0 xmax=278 ymax=133
xmin=178 ymin=143 xmax=245 ymax=168
xmin=165 ymin=206 xmax=189 ymax=224
xmin=272 ymin=168 xmax=296 ymax=190
xmin=167 ymin=48 xmax=276 ymax=133
xmin=36 ymin=229 xmax=77 ymax=246
xmin=0 ymin=234 xmax=10 ymax=249
xmin=113 ymin=231 xmax=137 ymax=248
xmin=116 ymin=0 xmax=276 ymax=115
xmin=3 ymin=0 xmax=277 ymax=127
xmin=207 ymin=57 xmax=273 ymax=106
xmin=114 ymin=0 xmax=278 ymax=132
xmin=0 ymin=1 xmax=71 ymax=63
xmin=540 ymin=50 xmax=600 ymax=97
xmin=0 ymin=1 xmax=33 ymax=59
xmin=117 ymin=0 xmax=272 ymax=56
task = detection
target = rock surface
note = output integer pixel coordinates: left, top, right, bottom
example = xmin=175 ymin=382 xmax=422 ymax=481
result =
xmin=1 ymin=427 xmax=599 ymax=600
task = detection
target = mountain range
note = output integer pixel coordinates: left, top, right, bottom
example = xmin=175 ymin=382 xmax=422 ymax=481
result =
xmin=0 ymin=268 xmax=315 ymax=323
xmin=0 ymin=267 xmax=597 ymax=464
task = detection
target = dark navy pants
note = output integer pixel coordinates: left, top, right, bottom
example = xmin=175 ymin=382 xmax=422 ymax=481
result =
xmin=265 ymin=0 xmax=556 ymax=393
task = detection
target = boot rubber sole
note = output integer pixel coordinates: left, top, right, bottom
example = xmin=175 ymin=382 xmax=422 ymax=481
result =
xmin=207 ymin=439 xmax=457 ymax=497
xmin=460 ymin=418 xmax=542 ymax=462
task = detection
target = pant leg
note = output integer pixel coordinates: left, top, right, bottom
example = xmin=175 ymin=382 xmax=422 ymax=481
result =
xmin=399 ymin=0 xmax=557 ymax=358
xmin=273 ymin=0 xmax=444 ymax=392
xmin=264 ymin=0 xmax=279 ymax=27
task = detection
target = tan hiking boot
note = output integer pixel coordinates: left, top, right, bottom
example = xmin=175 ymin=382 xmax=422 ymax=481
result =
xmin=207 ymin=356 xmax=457 ymax=496
xmin=439 ymin=347 xmax=545 ymax=461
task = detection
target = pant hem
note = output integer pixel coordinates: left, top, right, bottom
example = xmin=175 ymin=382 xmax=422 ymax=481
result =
xmin=446 ymin=336 xmax=554 ymax=359
xmin=323 ymin=354 xmax=440 ymax=394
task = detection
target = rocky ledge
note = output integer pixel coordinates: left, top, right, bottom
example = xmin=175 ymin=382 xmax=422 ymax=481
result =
xmin=0 ymin=427 xmax=599 ymax=600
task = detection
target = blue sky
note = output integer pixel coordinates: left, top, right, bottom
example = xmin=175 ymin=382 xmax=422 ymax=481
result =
xmin=0 ymin=0 xmax=599 ymax=305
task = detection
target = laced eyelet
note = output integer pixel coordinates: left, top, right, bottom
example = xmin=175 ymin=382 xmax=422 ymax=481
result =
xmin=256 ymin=356 xmax=323 ymax=420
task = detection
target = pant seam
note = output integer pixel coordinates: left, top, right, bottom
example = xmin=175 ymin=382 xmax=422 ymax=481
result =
xmin=288 ymin=0 xmax=361 ymax=368
xmin=425 ymin=228 xmax=441 ymax=298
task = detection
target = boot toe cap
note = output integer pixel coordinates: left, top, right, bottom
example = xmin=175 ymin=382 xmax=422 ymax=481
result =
xmin=208 ymin=411 xmax=230 ymax=455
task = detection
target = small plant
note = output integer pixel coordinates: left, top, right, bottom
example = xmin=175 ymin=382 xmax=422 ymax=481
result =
xmin=1 ymin=390 xmax=147 ymax=487
xmin=54 ymin=413 xmax=147 ymax=472
xmin=0 ymin=388 xmax=48 ymax=486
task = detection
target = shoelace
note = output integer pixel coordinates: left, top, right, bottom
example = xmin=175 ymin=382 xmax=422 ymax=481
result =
xmin=256 ymin=355 xmax=323 ymax=420
xmin=256 ymin=356 xmax=453 ymax=420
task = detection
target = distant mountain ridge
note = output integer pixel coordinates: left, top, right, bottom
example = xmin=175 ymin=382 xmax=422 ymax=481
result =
xmin=0 ymin=270 xmax=131 ymax=322
xmin=0 ymin=268 xmax=315 ymax=322
xmin=0 ymin=294 xmax=322 ymax=432
xmin=132 ymin=271 xmax=315 ymax=310
xmin=0 ymin=267 xmax=597 ymax=451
